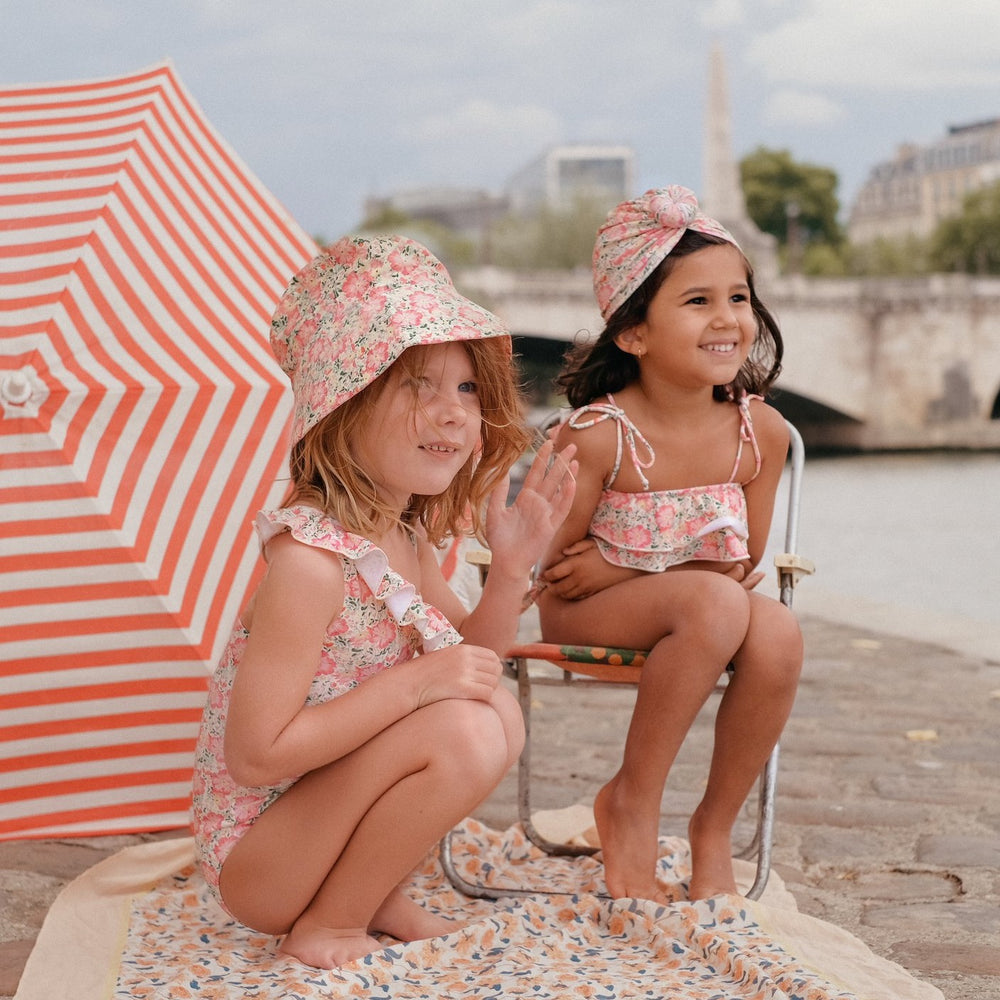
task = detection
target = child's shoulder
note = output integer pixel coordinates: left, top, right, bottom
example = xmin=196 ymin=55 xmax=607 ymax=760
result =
xmin=257 ymin=506 xmax=372 ymax=561
xmin=744 ymin=396 xmax=790 ymax=452
xmin=556 ymin=399 xmax=622 ymax=458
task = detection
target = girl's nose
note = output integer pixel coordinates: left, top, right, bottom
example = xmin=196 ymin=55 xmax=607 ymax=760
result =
xmin=712 ymin=302 xmax=738 ymax=327
xmin=431 ymin=389 xmax=470 ymax=425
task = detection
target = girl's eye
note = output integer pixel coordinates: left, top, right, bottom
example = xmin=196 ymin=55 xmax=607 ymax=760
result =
xmin=731 ymin=292 xmax=749 ymax=304
xmin=458 ymin=380 xmax=479 ymax=394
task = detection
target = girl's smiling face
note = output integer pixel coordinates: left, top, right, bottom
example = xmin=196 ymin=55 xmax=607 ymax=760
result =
xmin=620 ymin=243 xmax=756 ymax=389
xmin=349 ymin=342 xmax=482 ymax=511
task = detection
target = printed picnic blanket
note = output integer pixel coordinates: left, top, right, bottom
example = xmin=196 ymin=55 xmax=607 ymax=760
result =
xmin=15 ymin=816 xmax=942 ymax=1000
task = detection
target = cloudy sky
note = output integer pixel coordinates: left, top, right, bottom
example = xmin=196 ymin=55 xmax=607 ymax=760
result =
xmin=4 ymin=0 xmax=999 ymax=241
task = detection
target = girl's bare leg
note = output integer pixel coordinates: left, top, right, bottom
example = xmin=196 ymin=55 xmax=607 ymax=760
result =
xmin=540 ymin=572 xmax=750 ymax=902
xmin=687 ymin=593 xmax=803 ymax=899
xmin=219 ymin=688 xmax=523 ymax=969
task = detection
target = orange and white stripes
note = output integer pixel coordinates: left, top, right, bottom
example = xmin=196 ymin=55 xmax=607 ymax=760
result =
xmin=0 ymin=62 xmax=317 ymax=839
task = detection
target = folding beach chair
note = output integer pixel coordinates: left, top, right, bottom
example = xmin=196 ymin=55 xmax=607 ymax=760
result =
xmin=441 ymin=421 xmax=813 ymax=902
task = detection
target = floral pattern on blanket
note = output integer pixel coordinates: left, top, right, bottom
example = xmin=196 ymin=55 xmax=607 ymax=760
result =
xmin=114 ymin=819 xmax=858 ymax=1000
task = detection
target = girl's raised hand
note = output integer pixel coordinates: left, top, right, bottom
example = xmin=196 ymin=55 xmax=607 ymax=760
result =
xmin=482 ymin=439 xmax=577 ymax=579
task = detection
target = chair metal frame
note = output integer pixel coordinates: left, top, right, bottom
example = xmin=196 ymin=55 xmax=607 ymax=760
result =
xmin=442 ymin=422 xmax=813 ymax=902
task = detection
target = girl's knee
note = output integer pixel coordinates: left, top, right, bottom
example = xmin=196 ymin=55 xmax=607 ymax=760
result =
xmin=430 ymin=698 xmax=514 ymax=780
xmin=760 ymin=599 xmax=803 ymax=661
xmin=742 ymin=598 xmax=804 ymax=687
xmin=490 ymin=685 xmax=526 ymax=765
xmin=677 ymin=573 xmax=751 ymax=654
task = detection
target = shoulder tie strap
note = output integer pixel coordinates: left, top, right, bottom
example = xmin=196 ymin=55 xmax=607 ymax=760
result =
xmin=729 ymin=393 xmax=764 ymax=484
xmin=567 ymin=393 xmax=655 ymax=490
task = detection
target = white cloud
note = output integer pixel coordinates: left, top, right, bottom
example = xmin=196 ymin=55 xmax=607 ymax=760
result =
xmin=746 ymin=1 xmax=1000 ymax=91
xmin=6 ymin=0 xmax=1000 ymax=235
xmin=763 ymin=89 xmax=847 ymax=127
xmin=398 ymin=99 xmax=564 ymax=184
xmin=700 ymin=0 xmax=745 ymax=31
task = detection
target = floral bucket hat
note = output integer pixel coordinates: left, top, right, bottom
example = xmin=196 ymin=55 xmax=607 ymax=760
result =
xmin=592 ymin=185 xmax=739 ymax=320
xmin=270 ymin=235 xmax=511 ymax=444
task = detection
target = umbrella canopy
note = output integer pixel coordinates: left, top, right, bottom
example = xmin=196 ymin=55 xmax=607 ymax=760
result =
xmin=0 ymin=62 xmax=317 ymax=839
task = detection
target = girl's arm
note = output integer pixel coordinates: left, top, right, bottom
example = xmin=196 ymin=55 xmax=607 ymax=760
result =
xmin=536 ymin=418 xmax=635 ymax=599
xmin=742 ymin=400 xmax=791 ymax=569
xmin=540 ymin=420 xmax=609 ymax=567
xmin=223 ymin=531 xmax=504 ymax=787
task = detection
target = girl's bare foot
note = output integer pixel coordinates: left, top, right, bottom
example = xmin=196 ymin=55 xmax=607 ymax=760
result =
xmin=279 ymin=921 xmax=381 ymax=970
xmin=687 ymin=806 xmax=738 ymax=900
xmin=594 ymin=780 xmax=668 ymax=903
xmin=370 ymin=886 xmax=459 ymax=941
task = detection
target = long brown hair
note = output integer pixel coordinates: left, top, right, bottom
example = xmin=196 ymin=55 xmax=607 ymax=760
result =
xmin=558 ymin=230 xmax=784 ymax=408
xmin=283 ymin=339 xmax=531 ymax=546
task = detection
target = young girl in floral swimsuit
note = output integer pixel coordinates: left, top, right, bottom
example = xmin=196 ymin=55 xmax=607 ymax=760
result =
xmin=538 ymin=186 xmax=803 ymax=905
xmin=191 ymin=235 xmax=576 ymax=970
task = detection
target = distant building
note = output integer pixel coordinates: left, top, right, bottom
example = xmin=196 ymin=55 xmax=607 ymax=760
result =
xmin=362 ymin=186 xmax=509 ymax=242
xmin=848 ymin=118 xmax=1000 ymax=244
xmin=505 ymin=144 xmax=634 ymax=216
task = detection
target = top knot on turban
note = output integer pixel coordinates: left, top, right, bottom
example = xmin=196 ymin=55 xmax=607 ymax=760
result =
xmin=592 ymin=185 xmax=739 ymax=320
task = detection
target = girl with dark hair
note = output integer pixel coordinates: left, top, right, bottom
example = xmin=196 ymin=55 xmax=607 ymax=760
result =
xmin=538 ymin=187 xmax=802 ymax=904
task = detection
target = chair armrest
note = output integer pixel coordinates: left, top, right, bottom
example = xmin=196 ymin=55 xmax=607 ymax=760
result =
xmin=774 ymin=552 xmax=815 ymax=588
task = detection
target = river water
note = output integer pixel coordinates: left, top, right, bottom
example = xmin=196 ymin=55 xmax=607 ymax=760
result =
xmin=762 ymin=450 xmax=1000 ymax=661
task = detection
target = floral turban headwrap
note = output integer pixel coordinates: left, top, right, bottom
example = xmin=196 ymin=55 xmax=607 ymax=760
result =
xmin=270 ymin=235 xmax=511 ymax=445
xmin=592 ymin=185 xmax=739 ymax=321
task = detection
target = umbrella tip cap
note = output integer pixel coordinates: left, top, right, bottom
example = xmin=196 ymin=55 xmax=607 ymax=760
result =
xmin=1 ymin=370 xmax=33 ymax=405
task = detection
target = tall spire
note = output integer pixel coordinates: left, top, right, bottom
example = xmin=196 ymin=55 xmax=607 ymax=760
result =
xmin=701 ymin=42 xmax=778 ymax=280
xmin=702 ymin=42 xmax=748 ymax=223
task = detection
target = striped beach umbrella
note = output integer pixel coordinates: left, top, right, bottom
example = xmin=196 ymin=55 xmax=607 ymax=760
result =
xmin=0 ymin=62 xmax=317 ymax=839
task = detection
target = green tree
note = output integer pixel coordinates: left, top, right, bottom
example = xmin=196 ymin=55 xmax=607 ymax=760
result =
xmin=489 ymin=195 xmax=610 ymax=270
xmin=357 ymin=205 xmax=476 ymax=270
xmin=847 ymin=234 xmax=931 ymax=277
xmin=929 ymin=180 xmax=1000 ymax=274
xmin=740 ymin=147 xmax=843 ymax=266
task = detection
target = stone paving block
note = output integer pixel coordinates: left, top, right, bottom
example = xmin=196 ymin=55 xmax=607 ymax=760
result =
xmin=0 ymin=940 xmax=33 ymax=999
xmin=932 ymin=741 xmax=1000 ymax=764
xmin=0 ymin=838 xmax=118 ymax=880
xmin=863 ymin=900 xmax=1000 ymax=935
xmin=777 ymin=798 xmax=930 ymax=829
xmin=917 ymin=833 xmax=1000 ymax=867
xmin=770 ymin=765 xmax=858 ymax=798
xmin=798 ymin=827 xmax=889 ymax=866
xmin=871 ymin=772 xmax=972 ymax=805
xmin=887 ymin=940 xmax=1000 ymax=978
xmin=780 ymin=728 xmax=909 ymax=756
xmin=817 ymin=868 xmax=961 ymax=901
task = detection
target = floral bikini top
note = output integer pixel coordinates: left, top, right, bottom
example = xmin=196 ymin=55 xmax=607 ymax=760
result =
xmin=567 ymin=393 xmax=762 ymax=572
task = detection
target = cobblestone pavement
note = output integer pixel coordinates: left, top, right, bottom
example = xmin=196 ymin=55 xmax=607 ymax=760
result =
xmin=2 ymin=614 xmax=998 ymax=1000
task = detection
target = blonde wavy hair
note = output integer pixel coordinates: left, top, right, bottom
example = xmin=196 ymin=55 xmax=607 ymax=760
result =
xmin=282 ymin=339 xmax=532 ymax=546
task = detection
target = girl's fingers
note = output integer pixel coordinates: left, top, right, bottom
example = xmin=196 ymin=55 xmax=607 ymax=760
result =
xmin=520 ymin=440 xmax=577 ymax=500
xmin=535 ymin=445 xmax=578 ymax=504
xmin=518 ymin=438 xmax=554 ymax=494
xmin=486 ymin=472 xmax=511 ymax=518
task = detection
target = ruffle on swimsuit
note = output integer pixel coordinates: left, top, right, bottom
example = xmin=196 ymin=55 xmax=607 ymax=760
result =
xmin=257 ymin=506 xmax=458 ymax=653
xmin=567 ymin=394 xmax=762 ymax=572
